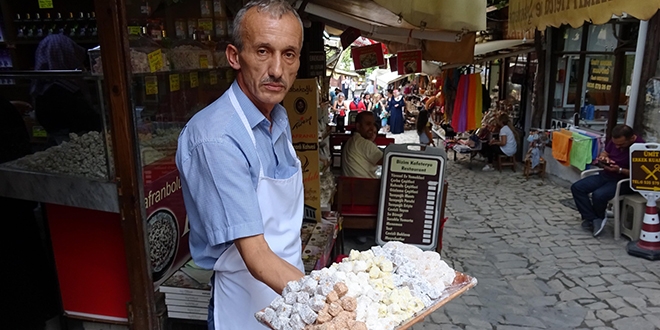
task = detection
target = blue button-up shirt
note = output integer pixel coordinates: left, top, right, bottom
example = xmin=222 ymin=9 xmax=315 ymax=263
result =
xmin=176 ymin=81 xmax=298 ymax=269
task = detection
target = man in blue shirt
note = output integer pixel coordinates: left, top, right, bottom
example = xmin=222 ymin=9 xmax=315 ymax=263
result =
xmin=176 ymin=1 xmax=305 ymax=328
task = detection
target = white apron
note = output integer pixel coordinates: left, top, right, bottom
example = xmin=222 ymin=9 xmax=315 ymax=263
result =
xmin=212 ymin=88 xmax=305 ymax=330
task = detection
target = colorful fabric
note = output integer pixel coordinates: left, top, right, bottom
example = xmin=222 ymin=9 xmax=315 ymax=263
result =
xmin=466 ymin=74 xmax=476 ymax=130
xmin=474 ymin=74 xmax=483 ymax=129
xmin=569 ymin=132 xmax=593 ymax=171
xmin=552 ymin=129 xmax=572 ymax=166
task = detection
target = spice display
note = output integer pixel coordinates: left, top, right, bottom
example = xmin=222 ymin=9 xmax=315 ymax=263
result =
xmin=3 ymin=131 xmax=109 ymax=179
xmin=168 ymin=44 xmax=214 ymax=70
xmin=91 ymin=48 xmax=170 ymax=74
xmin=257 ymin=242 xmax=459 ymax=330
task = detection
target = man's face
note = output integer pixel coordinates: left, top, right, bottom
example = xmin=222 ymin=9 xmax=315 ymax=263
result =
xmin=356 ymin=115 xmax=377 ymax=140
xmin=611 ymin=135 xmax=636 ymax=149
xmin=393 ymin=89 xmax=400 ymax=97
xmin=228 ymin=9 xmax=302 ymax=113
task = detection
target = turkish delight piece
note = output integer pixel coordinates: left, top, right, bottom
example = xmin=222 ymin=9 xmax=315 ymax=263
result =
xmin=316 ymin=309 xmax=332 ymax=324
xmin=278 ymin=303 xmax=293 ymax=319
xmin=310 ymin=294 xmax=326 ymax=312
xmin=333 ymin=282 xmax=349 ymax=298
xmin=339 ymin=296 xmax=357 ymax=312
xmin=288 ymin=313 xmax=305 ymax=330
xmin=295 ymin=303 xmax=318 ymax=325
xmin=327 ymin=302 xmax=343 ymax=317
xmin=325 ymin=290 xmax=339 ymax=303
xmin=270 ymin=296 xmax=285 ymax=310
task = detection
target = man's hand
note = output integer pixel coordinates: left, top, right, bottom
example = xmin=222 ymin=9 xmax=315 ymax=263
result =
xmin=603 ymin=163 xmax=620 ymax=173
xmin=234 ymin=234 xmax=304 ymax=294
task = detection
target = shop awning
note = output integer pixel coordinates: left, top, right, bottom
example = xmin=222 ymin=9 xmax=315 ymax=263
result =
xmin=302 ymin=0 xmax=486 ymax=64
xmin=509 ymin=0 xmax=660 ymax=34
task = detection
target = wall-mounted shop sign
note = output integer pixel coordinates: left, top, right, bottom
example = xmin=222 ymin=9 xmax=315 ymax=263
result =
xmin=509 ymin=0 xmax=660 ymax=34
xmin=377 ymin=144 xmax=446 ymax=250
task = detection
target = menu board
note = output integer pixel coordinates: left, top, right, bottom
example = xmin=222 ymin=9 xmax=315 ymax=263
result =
xmin=377 ymin=145 xmax=446 ymax=250
xmin=586 ymin=57 xmax=614 ymax=91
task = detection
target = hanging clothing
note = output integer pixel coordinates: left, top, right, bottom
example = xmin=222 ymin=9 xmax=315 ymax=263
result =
xmin=388 ymin=96 xmax=405 ymax=134
xmin=552 ymin=130 xmax=573 ymax=166
xmin=569 ymin=132 xmax=593 ymax=171
xmin=474 ymin=75 xmax=483 ymax=129
xmin=466 ymin=74 xmax=477 ymax=130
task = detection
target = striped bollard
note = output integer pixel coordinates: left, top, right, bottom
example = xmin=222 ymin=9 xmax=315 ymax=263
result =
xmin=627 ymin=194 xmax=660 ymax=260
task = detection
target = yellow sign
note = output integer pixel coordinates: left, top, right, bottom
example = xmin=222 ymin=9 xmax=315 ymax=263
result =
xmin=508 ymin=0 xmax=660 ymax=34
xmin=32 ymin=125 xmax=47 ymax=138
xmin=147 ymin=49 xmax=163 ymax=73
xmin=169 ymin=74 xmax=180 ymax=92
xmin=198 ymin=18 xmax=213 ymax=31
xmin=283 ymin=78 xmax=321 ymax=221
xmin=145 ymin=76 xmax=158 ymax=95
xmin=209 ymin=71 xmax=218 ymax=85
xmin=631 ymin=149 xmax=660 ymax=192
xmin=390 ymin=157 xmax=438 ymax=176
xmin=190 ymin=72 xmax=199 ymax=88
xmin=128 ymin=26 xmax=142 ymax=35
xmin=199 ymin=55 xmax=209 ymax=69
xmin=38 ymin=0 xmax=53 ymax=9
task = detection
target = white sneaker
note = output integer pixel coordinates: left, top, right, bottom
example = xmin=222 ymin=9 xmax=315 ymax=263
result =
xmin=482 ymin=164 xmax=495 ymax=171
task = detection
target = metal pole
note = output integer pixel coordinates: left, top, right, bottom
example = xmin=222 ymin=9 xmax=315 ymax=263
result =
xmin=626 ymin=20 xmax=649 ymax=127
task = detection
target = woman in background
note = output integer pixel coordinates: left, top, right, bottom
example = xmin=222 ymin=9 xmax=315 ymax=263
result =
xmin=332 ymin=92 xmax=347 ymax=132
xmin=482 ymin=114 xmax=519 ymax=171
xmin=387 ymin=88 xmax=405 ymax=134
xmin=416 ymin=110 xmax=435 ymax=147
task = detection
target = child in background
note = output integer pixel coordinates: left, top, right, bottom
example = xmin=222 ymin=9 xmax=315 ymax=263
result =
xmin=416 ymin=110 xmax=435 ymax=147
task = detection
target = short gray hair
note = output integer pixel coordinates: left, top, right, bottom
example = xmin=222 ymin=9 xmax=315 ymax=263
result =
xmin=232 ymin=0 xmax=304 ymax=52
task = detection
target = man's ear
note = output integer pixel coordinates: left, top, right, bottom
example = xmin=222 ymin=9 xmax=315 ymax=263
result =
xmin=226 ymin=44 xmax=241 ymax=71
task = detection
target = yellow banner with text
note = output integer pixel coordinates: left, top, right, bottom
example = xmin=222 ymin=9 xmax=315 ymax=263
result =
xmin=509 ymin=0 xmax=660 ymax=34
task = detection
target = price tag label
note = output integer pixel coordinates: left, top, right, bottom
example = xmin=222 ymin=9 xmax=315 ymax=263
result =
xmin=169 ymin=74 xmax=180 ymax=92
xmin=147 ymin=49 xmax=163 ymax=73
xmin=32 ymin=125 xmax=47 ymax=138
xmin=38 ymin=0 xmax=54 ymax=9
xmin=146 ymin=76 xmax=158 ymax=95
xmin=190 ymin=72 xmax=199 ymax=88
xmin=209 ymin=71 xmax=218 ymax=85
xmin=128 ymin=26 xmax=142 ymax=35
xmin=198 ymin=18 xmax=213 ymax=31
xmin=199 ymin=55 xmax=209 ymax=69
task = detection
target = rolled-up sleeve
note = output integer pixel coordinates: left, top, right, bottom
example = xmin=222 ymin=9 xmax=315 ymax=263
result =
xmin=180 ymin=139 xmax=264 ymax=246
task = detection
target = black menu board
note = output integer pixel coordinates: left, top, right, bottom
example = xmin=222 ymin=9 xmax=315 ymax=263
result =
xmin=376 ymin=145 xmax=446 ymax=250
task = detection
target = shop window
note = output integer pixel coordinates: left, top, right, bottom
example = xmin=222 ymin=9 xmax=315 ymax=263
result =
xmin=587 ymin=24 xmax=618 ymax=52
xmin=563 ymin=27 xmax=582 ymax=52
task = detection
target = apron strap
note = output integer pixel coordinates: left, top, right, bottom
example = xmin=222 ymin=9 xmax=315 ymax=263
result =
xmin=228 ymin=87 xmax=265 ymax=178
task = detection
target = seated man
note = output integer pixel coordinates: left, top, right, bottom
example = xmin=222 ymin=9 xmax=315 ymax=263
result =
xmin=571 ymin=124 xmax=643 ymax=237
xmin=342 ymin=111 xmax=383 ymax=178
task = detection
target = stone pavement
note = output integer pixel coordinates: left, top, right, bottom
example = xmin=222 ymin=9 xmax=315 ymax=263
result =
xmin=385 ymin=131 xmax=660 ymax=330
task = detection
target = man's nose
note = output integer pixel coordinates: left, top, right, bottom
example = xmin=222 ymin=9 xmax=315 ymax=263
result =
xmin=268 ymin=55 xmax=283 ymax=79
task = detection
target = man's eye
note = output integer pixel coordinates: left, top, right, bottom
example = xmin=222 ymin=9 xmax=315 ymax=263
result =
xmin=258 ymin=49 xmax=267 ymax=55
xmin=284 ymin=52 xmax=296 ymax=59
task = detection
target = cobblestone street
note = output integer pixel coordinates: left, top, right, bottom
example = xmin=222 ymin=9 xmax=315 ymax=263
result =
xmin=387 ymin=132 xmax=660 ymax=330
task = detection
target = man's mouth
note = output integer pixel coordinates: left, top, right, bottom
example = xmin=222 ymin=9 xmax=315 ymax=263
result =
xmin=263 ymin=83 xmax=285 ymax=92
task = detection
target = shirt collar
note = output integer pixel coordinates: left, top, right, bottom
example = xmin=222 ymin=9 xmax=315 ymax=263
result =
xmin=231 ymin=80 xmax=288 ymax=133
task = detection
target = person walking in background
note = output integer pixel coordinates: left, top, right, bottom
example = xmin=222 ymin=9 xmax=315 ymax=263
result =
xmin=372 ymin=93 xmax=384 ymax=132
xmin=332 ymin=92 xmax=347 ymax=132
xmin=416 ymin=110 xmax=435 ymax=147
xmin=362 ymin=92 xmax=373 ymax=112
xmin=387 ymin=88 xmax=405 ymax=134
xmin=482 ymin=114 xmax=518 ymax=171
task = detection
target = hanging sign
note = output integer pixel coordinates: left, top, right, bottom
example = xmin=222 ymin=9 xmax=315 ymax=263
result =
xmin=190 ymin=72 xmax=199 ymax=88
xmin=397 ymin=50 xmax=422 ymax=75
xmin=389 ymin=55 xmax=398 ymax=73
xmin=145 ymin=76 xmax=158 ymax=95
xmin=377 ymin=144 xmax=447 ymax=250
xmin=148 ymin=49 xmax=164 ymax=73
xmin=38 ymin=0 xmax=53 ymax=9
xmin=209 ymin=70 xmax=218 ymax=85
xmin=169 ymin=74 xmax=180 ymax=92
xmin=350 ymin=43 xmax=385 ymax=70
xmin=340 ymin=27 xmax=361 ymax=49
xmin=199 ymin=55 xmax=209 ymax=69
xmin=630 ymin=143 xmax=660 ymax=192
